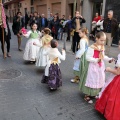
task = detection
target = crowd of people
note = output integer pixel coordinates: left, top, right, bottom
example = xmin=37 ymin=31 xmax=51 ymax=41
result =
xmin=0 ymin=9 xmax=120 ymax=120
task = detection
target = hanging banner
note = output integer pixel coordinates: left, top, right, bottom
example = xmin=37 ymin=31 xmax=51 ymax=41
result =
xmin=0 ymin=2 xmax=7 ymax=28
xmin=0 ymin=0 xmax=2 ymax=26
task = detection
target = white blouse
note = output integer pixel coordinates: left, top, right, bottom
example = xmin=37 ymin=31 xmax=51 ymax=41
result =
xmin=45 ymin=48 xmax=66 ymax=63
xmin=86 ymin=47 xmax=112 ymax=63
xmin=44 ymin=48 xmax=66 ymax=76
xmin=76 ymin=39 xmax=88 ymax=58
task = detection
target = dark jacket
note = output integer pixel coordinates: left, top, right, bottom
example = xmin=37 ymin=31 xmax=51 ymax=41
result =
xmin=71 ymin=17 xmax=86 ymax=30
xmin=0 ymin=19 xmax=11 ymax=41
xmin=12 ymin=15 xmax=24 ymax=35
xmin=30 ymin=16 xmax=40 ymax=30
xmin=40 ymin=17 xmax=48 ymax=29
xmin=103 ymin=18 xmax=118 ymax=37
xmin=25 ymin=13 xmax=29 ymax=25
xmin=49 ymin=20 xmax=59 ymax=35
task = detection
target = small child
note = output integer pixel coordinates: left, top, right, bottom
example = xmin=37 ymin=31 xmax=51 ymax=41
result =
xmin=79 ymin=32 xmax=113 ymax=103
xmin=71 ymin=28 xmax=89 ymax=83
xmin=35 ymin=28 xmax=53 ymax=67
xmin=95 ymin=42 xmax=120 ymax=120
xmin=42 ymin=40 xmax=66 ymax=90
xmin=23 ymin=23 xmax=42 ymax=62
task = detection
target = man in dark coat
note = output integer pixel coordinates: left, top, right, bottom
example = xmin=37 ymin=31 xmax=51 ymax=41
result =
xmin=25 ymin=12 xmax=29 ymax=29
xmin=71 ymin=11 xmax=86 ymax=54
xmin=103 ymin=10 xmax=118 ymax=55
xmin=40 ymin=14 xmax=48 ymax=31
xmin=29 ymin=11 xmax=40 ymax=30
xmin=12 ymin=11 xmax=24 ymax=51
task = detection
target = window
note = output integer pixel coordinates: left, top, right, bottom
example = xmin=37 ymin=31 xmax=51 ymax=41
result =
xmin=31 ymin=0 xmax=34 ymax=5
xmin=31 ymin=7 xmax=34 ymax=13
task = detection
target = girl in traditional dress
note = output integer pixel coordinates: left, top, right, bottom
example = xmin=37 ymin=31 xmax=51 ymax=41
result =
xmin=95 ymin=42 xmax=120 ymax=120
xmin=35 ymin=28 xmax=53 ymax=67
xmin=71 ymin=28 xmax=89 ymax=83
xmin=79 ymin=32 xmax=113 ymax=103
xmin=23 ymin=23 xmax=42 ymax=62
xmin=42 ymin=40 xmax=66 ymax=90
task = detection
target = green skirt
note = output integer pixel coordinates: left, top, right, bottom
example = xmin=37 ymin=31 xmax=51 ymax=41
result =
xmin=79 ymin=52 xmax=100 ymax=96
xmin=74 ymin=70 xmax=79 ymax=77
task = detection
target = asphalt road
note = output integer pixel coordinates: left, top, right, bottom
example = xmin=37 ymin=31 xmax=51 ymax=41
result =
xmin=0 ymin=23 xmax=117 ymax=120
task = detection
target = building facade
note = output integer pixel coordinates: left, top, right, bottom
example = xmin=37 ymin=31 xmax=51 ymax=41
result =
xmin=3 ymin=0 xmax=120 ymax=44
xmin=3 ymin=0 xmax=82 ymax=21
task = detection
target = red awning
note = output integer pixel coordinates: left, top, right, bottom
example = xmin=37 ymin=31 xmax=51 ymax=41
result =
xmin=4 ymin=0 xmax=25 ymax=5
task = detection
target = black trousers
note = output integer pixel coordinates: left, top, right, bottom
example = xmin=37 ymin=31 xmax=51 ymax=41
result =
xmin=72 ymin=32 xmax=80 ymax=53
xmin=0 ymin=37 xmax=10 ymax=53
xmin=67 ymin=29 xmax=70 ymax=41
xmin=51 ymin=33 xmax=58 ymax=40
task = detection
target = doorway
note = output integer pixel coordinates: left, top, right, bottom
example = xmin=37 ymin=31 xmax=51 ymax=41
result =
xmin=93 ymin=2 xmax=103 ymax=19
xmin=68 ymin=3 xmax=74 ymax=18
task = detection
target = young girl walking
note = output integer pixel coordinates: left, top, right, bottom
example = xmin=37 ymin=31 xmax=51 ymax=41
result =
xmin=23 ymin=23 xmax=42 ymax=62
xmin=35 ymin=28 xmax=53 ymax=67
xmin=42 ymin=40 xmax=66 ymax=90
xmin=71 ymin=28 xmax=89 ymax=83
xmin=79 ymin=32 xmax=113 ymax=103
xmin=95 ymin=42 xmax=120 ymax=120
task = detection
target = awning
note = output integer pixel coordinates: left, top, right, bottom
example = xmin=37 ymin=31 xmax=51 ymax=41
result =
xmin=3 ymin=0 xmax=25 ymax=5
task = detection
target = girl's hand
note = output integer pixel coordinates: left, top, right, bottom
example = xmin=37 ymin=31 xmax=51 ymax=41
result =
xmin=109 ymin=58 xmax=115 ymax=63
xmin=98 ymin=58 xmax=101 ymax=63
xmin=105 ymin=67 xmax=111 ymax=72
xmin=33 ymin=42 xmax=37 ymax=45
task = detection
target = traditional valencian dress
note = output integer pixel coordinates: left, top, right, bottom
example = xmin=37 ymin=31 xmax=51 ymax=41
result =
xmin=36 ymin=34 xmax=53 ymax=67
xmin=43 ymin=48 xmax=66 ymax=89
xmin=72 ymin=38 xmax=88 ymax=81
xmin=79 ymin=43 xmax=112 ymax=96
xmin=23 ymin=30 xmax=42 ymax=61
xmin=95 ymin=54 xmax=120 ymax=120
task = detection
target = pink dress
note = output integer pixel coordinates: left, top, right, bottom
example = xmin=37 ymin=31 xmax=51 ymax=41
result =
xmin=85 ymin=50 xmax=105 ymax=89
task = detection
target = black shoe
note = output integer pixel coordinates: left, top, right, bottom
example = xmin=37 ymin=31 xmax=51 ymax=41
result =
xmin=41 ymin=75 xmax=48 ymax=84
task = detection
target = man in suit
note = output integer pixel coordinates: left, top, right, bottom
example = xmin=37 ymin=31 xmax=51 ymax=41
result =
xmin=40 ymin=14 xmax=48 ymax=31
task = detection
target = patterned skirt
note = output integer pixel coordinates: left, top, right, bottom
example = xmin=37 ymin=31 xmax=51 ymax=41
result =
xmin=48 ymin=63 xmax=62 ymax=89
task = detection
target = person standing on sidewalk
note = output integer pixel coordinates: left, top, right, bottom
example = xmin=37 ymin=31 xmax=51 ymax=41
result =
xmin=49 ymin=15 xmax=59 ymax=40
xmin=30 ymin=12 xmax=40 ymax=30
xmin=40 ymin=14 xmax=48 ymax=31
xmin=58 ymin=15 xmax=66 ymax=40
xmin=12 ymin=12 xmax=24 ymax=51
xmin=71 ymin=11 xmax=86 ymax=54
xmin=0 ymin=16 xmax=11 ymax=58
xmin=103 ymin=10 xmax=118 ymax=55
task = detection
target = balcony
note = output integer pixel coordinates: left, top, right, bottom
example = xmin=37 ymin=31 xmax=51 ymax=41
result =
xmin=4 ymin=0 xmax=24 ymax=5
